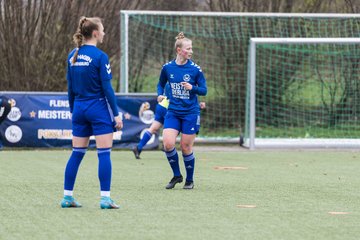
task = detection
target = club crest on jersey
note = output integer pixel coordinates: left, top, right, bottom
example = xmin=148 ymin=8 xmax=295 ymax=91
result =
xmin=183 ymin=74 xmax=191 ymax=82
xmin=139 ymin=102 xmax=155 ymax=124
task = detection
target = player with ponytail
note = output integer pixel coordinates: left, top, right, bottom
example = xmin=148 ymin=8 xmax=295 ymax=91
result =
xmin=61 ymin=16 xmax=122 ymax=209
xmin=157 ymin=32 xmax=207 ymax=189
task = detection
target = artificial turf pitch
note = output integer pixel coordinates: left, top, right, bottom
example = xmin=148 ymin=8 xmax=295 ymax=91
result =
xmin=0 ymin=149 xmax=359 ymax=240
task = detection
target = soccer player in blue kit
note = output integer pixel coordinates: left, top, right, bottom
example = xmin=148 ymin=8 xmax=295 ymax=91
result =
xmin=132 ymin=96 xmax=206 ymax=160
xmin=157 ymin=32 xmax=207 ymax=190
xmin=132 ymin=84 xmax=171 ymax=159
xmin=132 ymin=90 xmax=169 ymax=159
xmin=61 ymin=17 xmax=122 ymax=209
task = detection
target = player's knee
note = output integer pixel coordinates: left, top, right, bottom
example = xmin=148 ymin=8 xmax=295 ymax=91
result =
xmin=163 ymin=140 xmax=175 ymax=151
xmin=180 ymin=141 xmax=192 ymax=153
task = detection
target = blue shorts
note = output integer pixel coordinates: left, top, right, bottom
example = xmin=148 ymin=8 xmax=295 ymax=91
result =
xmin=72 ymin=98 xmax=115 ymax=137
xmin=164 ymin=111 xmax=200 ymax=135
xmin=154 ymin=104 xmax=167 ymax=125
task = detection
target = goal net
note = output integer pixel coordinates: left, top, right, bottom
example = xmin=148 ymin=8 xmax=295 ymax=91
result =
xmin=120 ymin=11 xmax=360 ymax=142
xmin=246 ymin=38 xmax=360 ymax=149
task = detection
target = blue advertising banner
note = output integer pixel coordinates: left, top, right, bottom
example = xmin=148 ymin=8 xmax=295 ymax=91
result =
xmin=0 ymin=92 xmax=159 ymax=149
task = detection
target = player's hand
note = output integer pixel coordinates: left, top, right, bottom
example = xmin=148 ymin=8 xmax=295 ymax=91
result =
xmin=200 ymin=102 xmax=206 ymax=109
xmin=181 ymin=82 xmax=193 ymax=90
xmin=157 ymin=95 xmax=166 ymax=103
xmin=114 ymin=115 xmax=123 ymax=130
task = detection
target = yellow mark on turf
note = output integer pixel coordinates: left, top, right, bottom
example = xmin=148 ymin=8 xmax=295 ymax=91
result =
xmin=237 ymin=205 xmax=256 ymax=208
xmin=214 ymin=166 xmax=248 ymax=170
xmin=328 ymin=212 xmax=349 ymax=215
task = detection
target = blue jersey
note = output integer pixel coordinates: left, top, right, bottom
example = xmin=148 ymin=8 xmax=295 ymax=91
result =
xmin=66 ymin=45 xmax=118 ymax=116
xmin=157 ymin=60 xmax=207 ymax=115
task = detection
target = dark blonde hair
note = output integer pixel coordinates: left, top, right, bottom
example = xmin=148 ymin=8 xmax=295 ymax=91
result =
xmin=72 ymin=16 xmax=102 ymax=64
xmin=174 ymin=32 xmax=191 ymax=53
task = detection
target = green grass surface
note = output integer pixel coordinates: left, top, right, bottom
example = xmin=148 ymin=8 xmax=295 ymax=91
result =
xmin=1 ymin=149 xmax=360 ymax=240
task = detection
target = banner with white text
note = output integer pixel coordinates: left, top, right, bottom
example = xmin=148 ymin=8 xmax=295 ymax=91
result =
xmin=0 ymin=92 xmax=159 ymax=149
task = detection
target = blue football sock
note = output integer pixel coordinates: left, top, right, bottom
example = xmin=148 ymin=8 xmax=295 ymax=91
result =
xmin=98 ymin=148 xmax=112 ymax=191
xmin=64 ymin=147 xmax=87 ymax=191
xmin=165 ymin=148 xmax=181 ymax=177
xmin=138 ymin=131 xmax=152 ymax=152
xmin=183 ymin=152 xmax=195 ymax=182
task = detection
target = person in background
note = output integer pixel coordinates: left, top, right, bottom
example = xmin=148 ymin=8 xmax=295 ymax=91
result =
xmin=157 ymin=32 xmax=207 ymax=190
xmin=0 ymin=96 xmax=12 ymax=124
xmin=132 ymin=97 xmax=206 ymax=159
xmin=132 ymin=84 xmax=171 ymax=159
xmin=0 ymin=96 xmax=12 ymax=149
xmin=61 ymin=16 xmax=122 ymax=209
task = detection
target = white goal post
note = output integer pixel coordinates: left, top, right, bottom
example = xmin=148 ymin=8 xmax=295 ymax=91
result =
xmin=120 ymin=11 xmax=360 ymax=146
xmin=246 ymin=38 xmax=360 ymax=150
